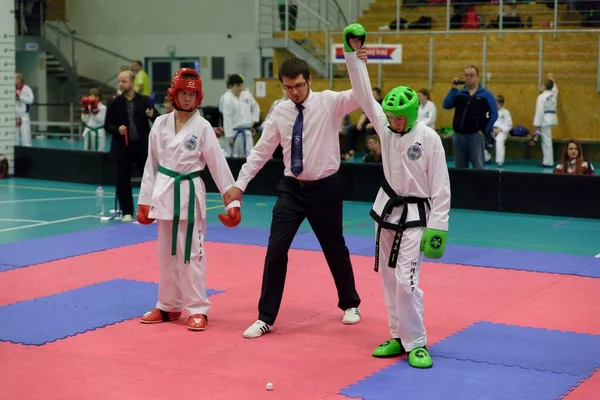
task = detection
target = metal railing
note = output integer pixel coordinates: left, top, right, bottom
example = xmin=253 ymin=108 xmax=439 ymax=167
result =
xmin=344 ymin=0 xmax=599 ymax=38
xmin=259 ymin=0 xmax=600 ymax=42
xmin=257 ymin=0 xmax=349 ymax=38
xmin=43 ymin=19 xmax=134 ymax=90
xmin=258 ymin=0 xmax=600 ymax=88
xmin=325 ymin=29 xmax=600 ymax=91
xmin=257 ymin=0 xmax=350 ymax=73
xmin=29 ymin=103 xmax=81 ymax=141
xmin=42 ymin=20 xmax=75 ymax=68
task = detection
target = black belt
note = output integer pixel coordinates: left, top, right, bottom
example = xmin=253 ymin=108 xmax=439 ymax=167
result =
xmin=284 ymin=173 xmax=337 ymax=188
xmin=374 ymin=179 xmax=429 ymax=272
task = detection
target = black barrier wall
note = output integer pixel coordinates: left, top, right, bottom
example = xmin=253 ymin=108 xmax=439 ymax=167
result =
xmin=13 ymin=146 xmax=600 ymax=219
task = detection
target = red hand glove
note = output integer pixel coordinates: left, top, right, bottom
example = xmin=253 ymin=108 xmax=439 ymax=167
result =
xmin=218 ymin=207 xmax=241 ymax=228
xmin=136 ymin=204 xmax=155 ymax=225
xmin=81 ymin=97 xmax=90 ymax=114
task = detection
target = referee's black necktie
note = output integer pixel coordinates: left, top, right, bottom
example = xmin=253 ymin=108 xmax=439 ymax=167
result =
xmin=291 ymin=104 xmax=304 ymax=176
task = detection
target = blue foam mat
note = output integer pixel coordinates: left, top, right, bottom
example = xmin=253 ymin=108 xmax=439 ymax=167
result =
xmin=0 ymin=278 xmax=223 ymax=345
xmin=1 ymin=223 xmax=599 ymax=278
xmin=341 ymin=356 xmax=584 ymax=400
xmin=340 ymin=322 xmax=600 ymax=400
xmin=432 ymin=322 xmax=600 ymax=376
xmin=207 ymin=225 xmax=600 ymax=278
xmin=0 ymin=223 xmax=157 ymax=270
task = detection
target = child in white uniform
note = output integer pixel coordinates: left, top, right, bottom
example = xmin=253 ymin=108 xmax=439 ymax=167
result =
xmin=137 ymin=68 xmax=242 ymax=331
xmin=344 ymin=24 xmax=451 ymax=369
xmin=81 ymin=88 xmax=107 ymax=151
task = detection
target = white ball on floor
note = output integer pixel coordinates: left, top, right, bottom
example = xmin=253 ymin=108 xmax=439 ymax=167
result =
xmin=266 ymin=382 xmax=273 ymax=391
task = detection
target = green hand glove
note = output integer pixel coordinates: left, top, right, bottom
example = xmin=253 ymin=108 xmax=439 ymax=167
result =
xmin=342 ymin=23 xmax=367 ymax=52
xmin=421 ymin=228 xmax=447 ymax=259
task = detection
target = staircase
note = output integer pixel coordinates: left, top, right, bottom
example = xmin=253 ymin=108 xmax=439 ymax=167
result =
xmin=40 ymin=20 xmax=130 ymax=133
xmin=257 ymin=0 xmax=354 ymax=77
xmin=45 ymin=52 xmax=116 ymax=104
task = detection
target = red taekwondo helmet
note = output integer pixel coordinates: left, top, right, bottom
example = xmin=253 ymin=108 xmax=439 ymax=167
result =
xmin=167 ymin=68 xmax=204 ymax=111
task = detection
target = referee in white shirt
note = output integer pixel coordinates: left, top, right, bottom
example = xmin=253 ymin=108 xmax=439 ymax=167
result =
xmin=224 ymin=57 xmax=363 ymax=339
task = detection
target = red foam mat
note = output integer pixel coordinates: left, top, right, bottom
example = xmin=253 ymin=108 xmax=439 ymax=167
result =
xmin=1 ymin=241 xmax=599 ymax=400
xmin=487 ymin=275 xmax=600 ymax=334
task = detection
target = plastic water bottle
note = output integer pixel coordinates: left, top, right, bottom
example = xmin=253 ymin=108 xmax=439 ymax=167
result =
xmin=95 ymin=186 xmax=105 ymax=216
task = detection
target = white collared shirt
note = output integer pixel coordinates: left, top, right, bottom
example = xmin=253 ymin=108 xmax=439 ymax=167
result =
xmin=234 ymin=89 xmax=359 ymax=191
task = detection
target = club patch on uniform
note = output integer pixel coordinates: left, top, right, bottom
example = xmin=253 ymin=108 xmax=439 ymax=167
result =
xmin=429 ymin=235 xmax=443 ymax=249
xmin=184 ymin=137 xmax=197 ymax=151
xmin=407 ymin=145 xmax=422 ymax=160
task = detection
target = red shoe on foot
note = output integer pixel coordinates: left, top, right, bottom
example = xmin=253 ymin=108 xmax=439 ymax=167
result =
xmin=187 ymin=314 xmax=207 ymax=331
xmin=140 ymin=308 xmax=181 ymax=324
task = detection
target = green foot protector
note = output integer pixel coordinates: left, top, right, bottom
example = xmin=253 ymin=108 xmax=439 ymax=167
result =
xmin=408 ymin=347 xmax=433 ymax=368
xmin=372 ymin=338 xmax=405 ymax=358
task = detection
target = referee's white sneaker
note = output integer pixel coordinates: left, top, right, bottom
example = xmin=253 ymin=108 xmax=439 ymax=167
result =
xmin=243 ymin=320 xmax=272 ymax=338
xmin=343 ymin=307 xmax=361 ymax=324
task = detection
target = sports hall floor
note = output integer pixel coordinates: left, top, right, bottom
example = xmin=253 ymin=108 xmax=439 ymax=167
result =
xmin=1 ymin=175 xmax=599 ymax=400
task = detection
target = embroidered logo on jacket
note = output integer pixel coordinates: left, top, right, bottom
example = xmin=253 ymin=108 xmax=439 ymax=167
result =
xmin=184 ymin=136 xmax=197 ymax=151
xmin=407 ymin=144 xmax=422 ymax=160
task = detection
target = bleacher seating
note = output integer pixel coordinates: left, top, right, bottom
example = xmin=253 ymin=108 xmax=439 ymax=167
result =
xmin=258 ymin=0 xmax=600 ymax=149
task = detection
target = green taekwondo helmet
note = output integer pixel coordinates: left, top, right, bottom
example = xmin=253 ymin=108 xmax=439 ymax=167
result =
xmin=382 ymin=86 xmax=419 ymax=131
xmin=342 ymin=23 xmax=366 ymax=52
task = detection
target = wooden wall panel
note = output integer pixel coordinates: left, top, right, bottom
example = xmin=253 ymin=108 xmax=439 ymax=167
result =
xmin=265 ymin=29 xmax=599 ymax=140
xmin=255 ymin=75 xmax=600 ymax=141
xmin=46 ymin=0 xmax=66 ymax=21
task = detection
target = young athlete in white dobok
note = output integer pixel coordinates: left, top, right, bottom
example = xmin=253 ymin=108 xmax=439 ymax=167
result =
xmin=220 ymin=74 xmax=260 ymax=157
xmin=343 ymin=23 xmax=451 ymax=369
xmin=137 ymin=68 xmax=242 ymax=331
xmin=531 ymin=75 xmax=558 ymax=168
xmin=81 ymin=88 xmax=107 ymax=152
xmin=15 ymin=73 xmax=34 ymax=147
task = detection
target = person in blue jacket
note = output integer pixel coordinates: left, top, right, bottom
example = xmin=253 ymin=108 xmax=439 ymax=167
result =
xmin=442 ymin=66 xmax=498 ymax=170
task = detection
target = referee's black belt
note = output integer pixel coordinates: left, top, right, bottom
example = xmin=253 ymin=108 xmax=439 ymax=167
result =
xmin=373 ymin=178 xmax=430 ymax=272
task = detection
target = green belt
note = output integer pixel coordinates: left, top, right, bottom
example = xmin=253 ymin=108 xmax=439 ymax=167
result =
xmin=158 ymin=165 xmax=202 ymax=263
xmin=83 ymin=123 xmax=102 ymax=151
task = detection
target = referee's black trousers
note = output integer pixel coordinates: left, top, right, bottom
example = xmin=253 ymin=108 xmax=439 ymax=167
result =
xmin=257 ymin=173 xmax=361 ymax=325
xmin=115 ymin=142 xmax=146 ymax=216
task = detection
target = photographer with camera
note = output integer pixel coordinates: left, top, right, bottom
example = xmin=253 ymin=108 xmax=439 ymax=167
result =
xmin=442 ymin=65 xmax=498 ymax=169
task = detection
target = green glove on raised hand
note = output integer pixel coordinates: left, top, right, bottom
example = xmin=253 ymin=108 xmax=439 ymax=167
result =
xmin=342 ymin=23 xmax=367 ymax=52
xmin=420 ymin=228 xmax=447 ymax=259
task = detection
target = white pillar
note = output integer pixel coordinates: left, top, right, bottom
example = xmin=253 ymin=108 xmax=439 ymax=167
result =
xmin=0 ymin=0 xmax=16 ymax=175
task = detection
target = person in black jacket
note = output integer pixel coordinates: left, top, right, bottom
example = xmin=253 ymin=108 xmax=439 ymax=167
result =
xmin=104 ymin=70 xmax=159 ymax=221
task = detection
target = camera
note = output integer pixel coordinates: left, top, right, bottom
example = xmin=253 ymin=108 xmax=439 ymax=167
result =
xmin=453 ymin=79 xmax=466 ymax=85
